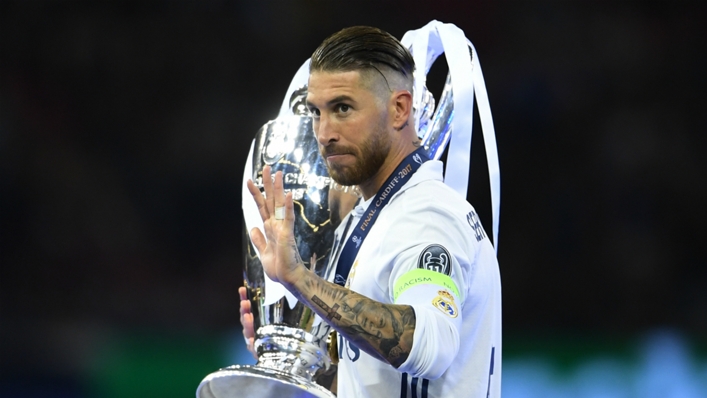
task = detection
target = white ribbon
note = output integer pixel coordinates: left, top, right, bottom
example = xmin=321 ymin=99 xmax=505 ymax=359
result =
xmin=401 ymin=20 xmax=501 ymax=252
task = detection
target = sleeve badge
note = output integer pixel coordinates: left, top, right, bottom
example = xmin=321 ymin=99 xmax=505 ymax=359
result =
xmin=417 ymin=244 xmax=452 ymax=276
xmin=432 ymin=290 xmax=458 ymax=318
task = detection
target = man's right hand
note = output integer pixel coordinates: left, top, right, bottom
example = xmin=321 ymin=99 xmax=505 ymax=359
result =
xmin=239 ymin=286 xmax=258 ymax=360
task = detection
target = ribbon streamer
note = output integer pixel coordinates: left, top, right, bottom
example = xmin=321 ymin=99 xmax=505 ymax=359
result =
xmin=401 ymin=20 xmax=501 ymax=252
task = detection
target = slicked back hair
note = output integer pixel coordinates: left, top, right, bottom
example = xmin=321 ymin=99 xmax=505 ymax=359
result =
xmin=310 ymin=26 xmax=415 ymax=92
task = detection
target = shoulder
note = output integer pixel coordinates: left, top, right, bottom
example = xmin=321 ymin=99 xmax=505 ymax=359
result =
xmin=394 ymin=160 xmax=470 ymax=207
xmin=392 ymin=179 xmax=473 ymax=227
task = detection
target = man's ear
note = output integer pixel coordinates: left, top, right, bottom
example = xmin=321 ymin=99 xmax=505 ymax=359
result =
xmin=392 ymin=90 xmax=413 ymax=131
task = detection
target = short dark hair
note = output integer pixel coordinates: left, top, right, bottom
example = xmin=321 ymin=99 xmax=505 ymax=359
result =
xmin=310 ymin=26 xmax=415 ymax=80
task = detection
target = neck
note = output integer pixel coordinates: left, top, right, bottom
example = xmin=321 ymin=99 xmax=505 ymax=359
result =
xmin=357 ymin=140 xmax=421 ymax=200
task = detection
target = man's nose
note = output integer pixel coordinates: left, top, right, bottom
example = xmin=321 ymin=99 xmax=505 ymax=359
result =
xmin=315 ymin=116 xmax=338 ymax=146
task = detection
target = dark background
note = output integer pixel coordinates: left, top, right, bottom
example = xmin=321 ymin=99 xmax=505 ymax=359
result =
xmin=1 ymin=1 xmax=706 ymax=396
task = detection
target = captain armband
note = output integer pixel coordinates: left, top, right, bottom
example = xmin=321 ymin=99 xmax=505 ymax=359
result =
xmin=393 ymin=268 xmax=460 ymax=303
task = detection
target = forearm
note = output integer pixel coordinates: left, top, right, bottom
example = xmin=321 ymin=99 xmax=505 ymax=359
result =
xmin=285 ymin=267 xmax=416 ymax=368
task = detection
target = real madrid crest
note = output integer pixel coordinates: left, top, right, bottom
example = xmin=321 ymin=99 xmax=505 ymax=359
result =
xmin=432 ymin=290 xmax=458 ymax=318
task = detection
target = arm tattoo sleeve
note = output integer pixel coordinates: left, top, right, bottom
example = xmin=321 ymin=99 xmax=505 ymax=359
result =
xmin=293 ymin=270 xmax=416 ymax=368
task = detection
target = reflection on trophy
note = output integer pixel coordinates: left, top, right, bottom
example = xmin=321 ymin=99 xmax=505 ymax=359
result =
xmin=196 ymin=87 xmax=359 ymax=398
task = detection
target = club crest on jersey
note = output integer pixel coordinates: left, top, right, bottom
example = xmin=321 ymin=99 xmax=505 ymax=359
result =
xmin=417 ymin=244 xmax=452 ymax=276
xmin=432 ymin=290 xmax=458 ymax=318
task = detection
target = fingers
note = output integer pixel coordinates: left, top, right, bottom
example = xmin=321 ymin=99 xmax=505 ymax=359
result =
xmin=249 ymin=227 xmax=267 ymax=255
xmin=273 ymin=167 xmax=285 ymax=211
xmin=285 ymin=191 xmax=295 ymax=224
xmin=246 ymin=341 xmax=256 ymax=359
xmin=240 ymin=305 xmax=254 ymax=340
xmin=242 ymin=312 xmax=258 ymax=359
xmin=267 ymin=167 xmax=288 ymax=223
xmin=248 ymin=166 xmax=287 ymax=224
xmin=238 ymin=286 xmax=258 ymax=360
xmin=239 ymin=286 xmax=252 ymax=333
xmin=239 ymin=297 xmax=251 ymax=317
xmin=262 ymin=166 xmax=275 ymax=218
xmin=238 ymin=286 xmax=248 ymax=302
xmin=242 ymin=312 xmax=255 ymax=338
xmin=238 ymin=286 xmax=254 ymax=337
xmin=239 ymin=292 xmax=256 ymax=359
xmin=247 ymin=179 xmax=270 ymax=222
xmin=246 ymin=336 xmax=257 ymax=360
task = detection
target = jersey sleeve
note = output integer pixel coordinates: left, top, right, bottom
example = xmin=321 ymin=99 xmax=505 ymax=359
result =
xmin=384 ymin=194 xmax=476 ymax=379
xmin=394 ymin=269 xmax=463 ymax=379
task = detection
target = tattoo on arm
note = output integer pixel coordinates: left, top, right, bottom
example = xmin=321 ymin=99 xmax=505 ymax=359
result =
xmin=312 ymin=295 xmax=341 ymax=321
xmin=297 ymin=273 xmax=416 ymax=367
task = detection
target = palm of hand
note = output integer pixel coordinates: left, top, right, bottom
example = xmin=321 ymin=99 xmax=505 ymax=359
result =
xmin=259 ymin=218 xmax=301 ymax=284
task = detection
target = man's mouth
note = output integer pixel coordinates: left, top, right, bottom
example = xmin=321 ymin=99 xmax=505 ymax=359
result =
xmin=323 ymin=147 xmax=353 ymax=161
xmin=326 ymin=153 xmax=350 ymax=161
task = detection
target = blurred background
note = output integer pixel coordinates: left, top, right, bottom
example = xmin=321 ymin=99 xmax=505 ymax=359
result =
xmin=1 ymin=1 xmax=706 ymax=397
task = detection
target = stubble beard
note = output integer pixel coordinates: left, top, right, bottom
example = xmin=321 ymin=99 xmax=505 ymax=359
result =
xmin=323 ymin=125 xmax=391 ymax=188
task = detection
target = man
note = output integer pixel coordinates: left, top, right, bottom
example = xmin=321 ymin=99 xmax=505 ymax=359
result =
xmin=241 ymin=26 xmax=502 ymax=398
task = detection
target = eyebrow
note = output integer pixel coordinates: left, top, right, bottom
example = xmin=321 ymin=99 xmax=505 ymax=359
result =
xmin=307 ymin=95 xmax=356 ymax=109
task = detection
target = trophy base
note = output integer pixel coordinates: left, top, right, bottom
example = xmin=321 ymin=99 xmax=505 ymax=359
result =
xmin=196 ymin=365 xmax=336 ymax=398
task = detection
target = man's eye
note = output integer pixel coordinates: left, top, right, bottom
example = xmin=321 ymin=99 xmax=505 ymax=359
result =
xmin=309 ymin=108 xmax=320 ymax=118
xmin=336 ymin=104 xmax=351 ymax=113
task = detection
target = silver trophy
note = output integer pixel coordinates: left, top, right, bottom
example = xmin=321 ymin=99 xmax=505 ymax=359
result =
xmin=196 ymin=88 xmax=359 ymax=398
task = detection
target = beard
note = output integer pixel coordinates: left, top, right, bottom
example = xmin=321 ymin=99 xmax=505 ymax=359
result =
xmin=321 ymin=125 xmax=391 ymax=187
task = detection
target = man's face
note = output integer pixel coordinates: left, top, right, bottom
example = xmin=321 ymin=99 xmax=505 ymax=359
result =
xmin=306 ymin=70 xmax=392 ymax=187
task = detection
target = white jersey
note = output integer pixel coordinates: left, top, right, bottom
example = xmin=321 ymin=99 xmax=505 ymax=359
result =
xmin=329 ymin=160 xmax=502 ymax=398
